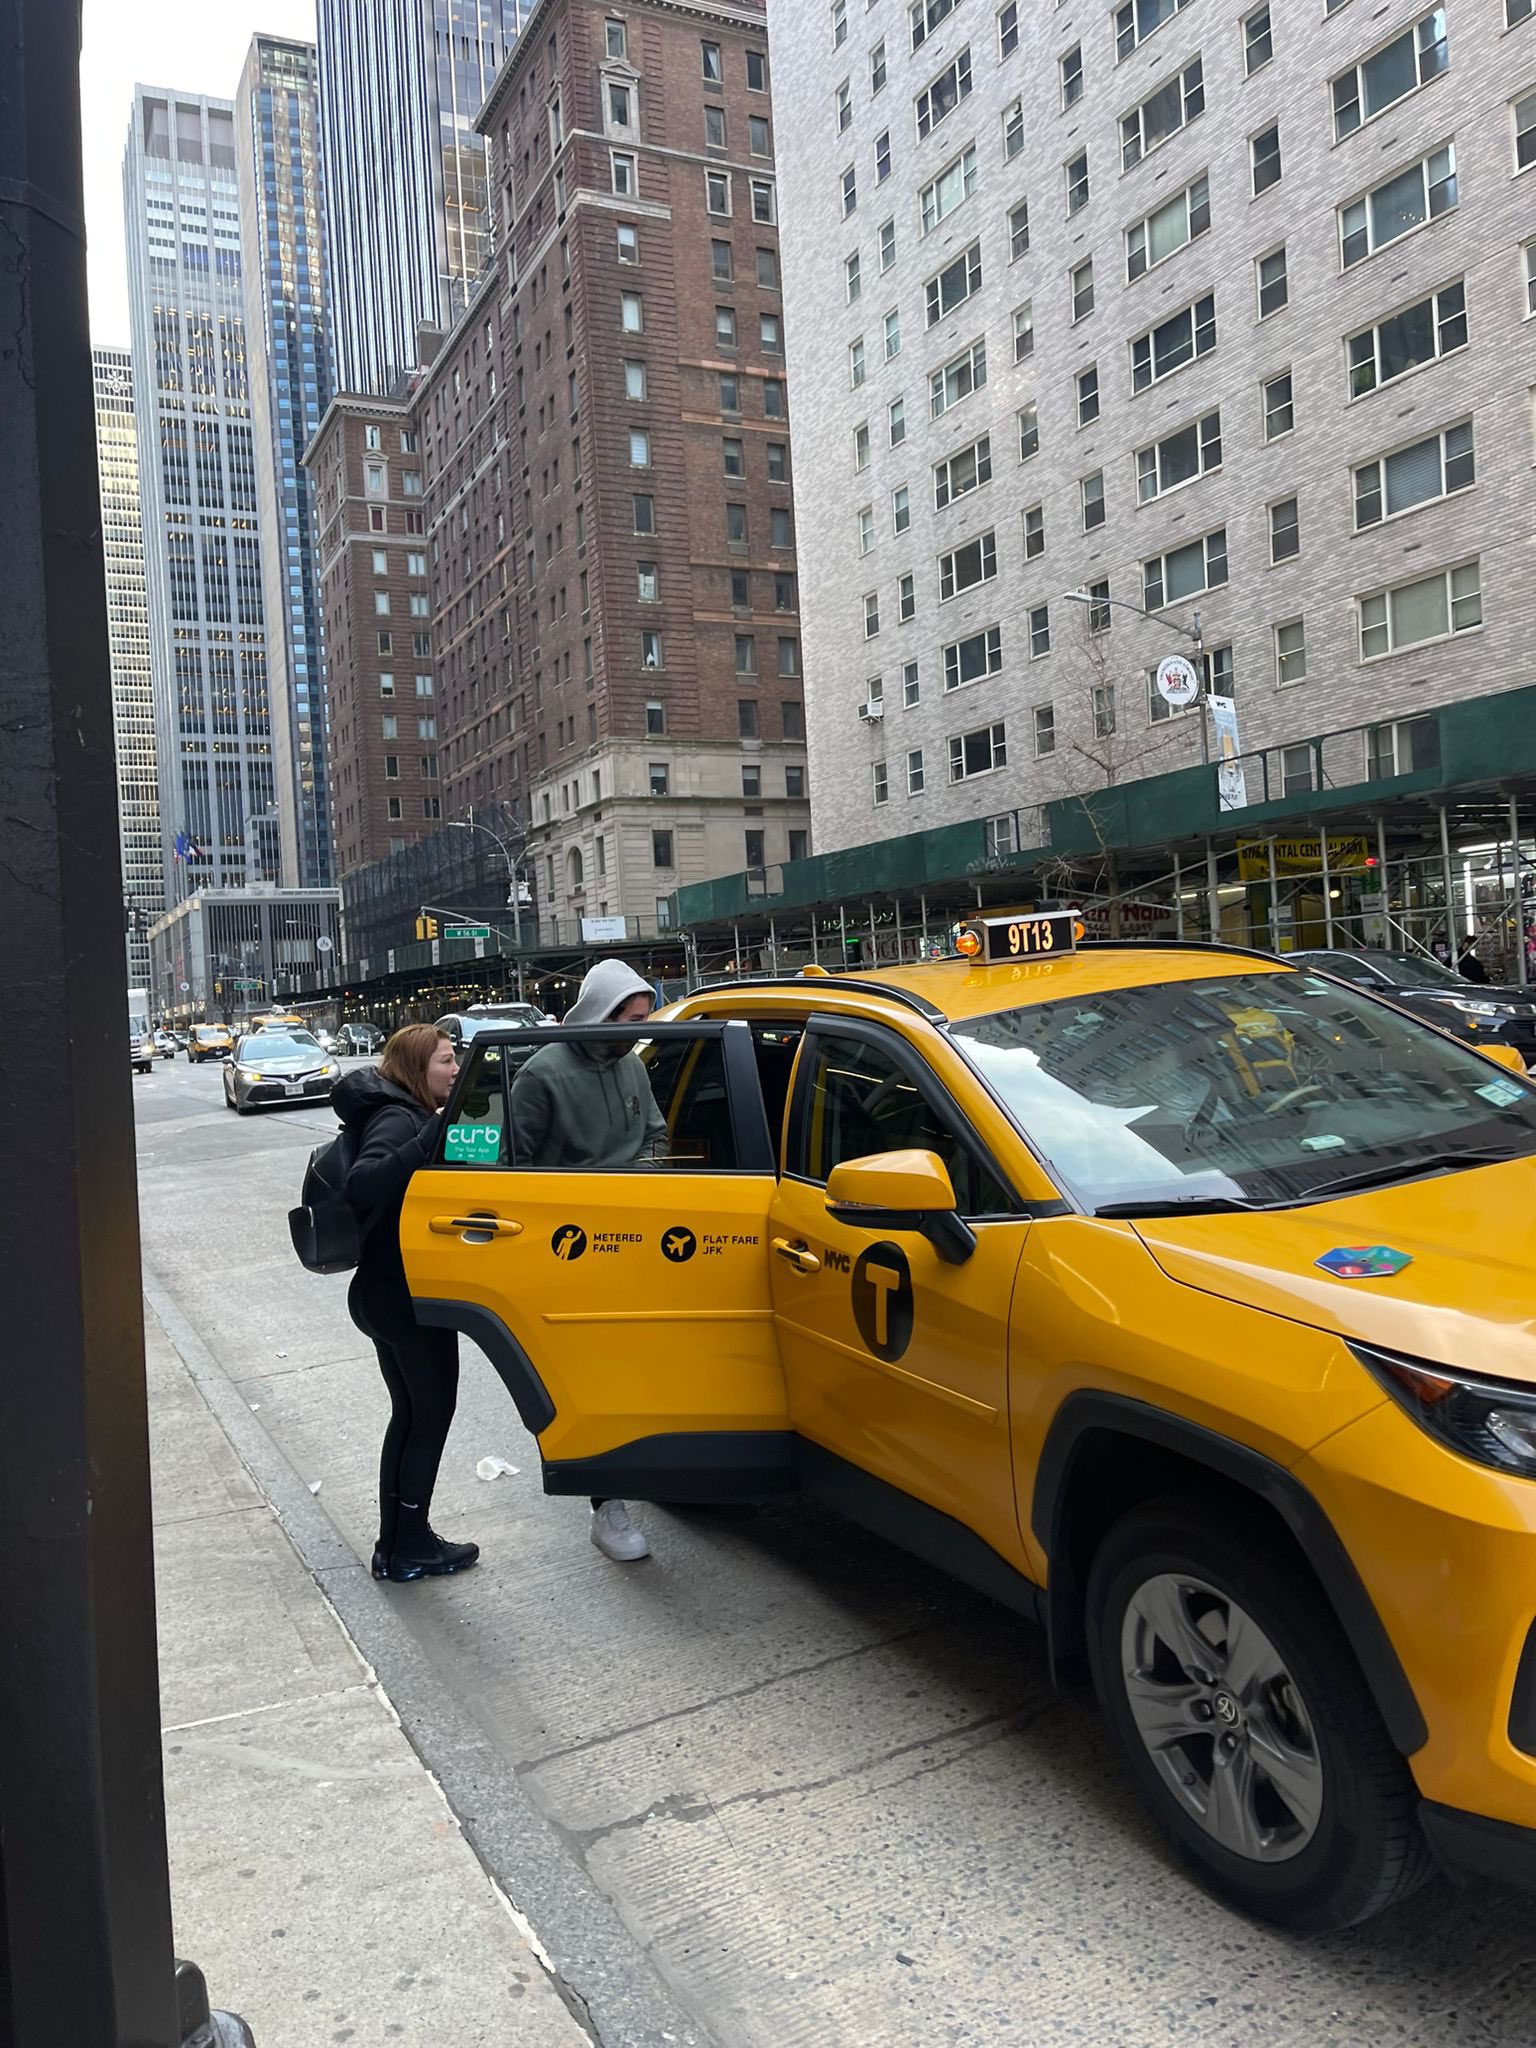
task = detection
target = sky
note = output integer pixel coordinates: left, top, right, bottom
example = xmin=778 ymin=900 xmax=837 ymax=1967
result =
xmin=80 ymin=0 xmax=317 ymax=344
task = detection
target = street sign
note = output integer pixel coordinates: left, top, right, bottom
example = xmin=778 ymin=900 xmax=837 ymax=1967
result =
xmin=316 ymin=935 xmax=333 ymax=952
xmin=1155 ymin=654 xmax=1200 ymax=709
xmin=581 ymin=914 xmax=628 ymax=943
xmin=445 ymin=925 xmax=491 ymax=940
xmin=178 ymin=980 xmax=189 ymax=992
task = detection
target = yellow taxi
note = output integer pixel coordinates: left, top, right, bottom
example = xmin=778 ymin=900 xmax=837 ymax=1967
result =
xmin=185 ymin=1023 xmax=234 ymax=1063
xmin=400 ymin=917 xmax=1536 ymax=1931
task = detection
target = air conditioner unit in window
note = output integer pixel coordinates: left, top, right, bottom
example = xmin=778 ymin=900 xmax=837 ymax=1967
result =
xmin=859 ymin=699 xmax=884 ymax=722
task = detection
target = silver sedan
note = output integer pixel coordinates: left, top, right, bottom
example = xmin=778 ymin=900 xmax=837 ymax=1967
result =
xmin=223 ymin=1031 xmax=341 ymax=1114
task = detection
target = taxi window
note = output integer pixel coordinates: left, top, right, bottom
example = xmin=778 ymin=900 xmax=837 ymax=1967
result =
xmin=790 ymin=1030 xmax=1013 ymax=1215
xmin=442 ymin=1042 xmax=512 ymax=1166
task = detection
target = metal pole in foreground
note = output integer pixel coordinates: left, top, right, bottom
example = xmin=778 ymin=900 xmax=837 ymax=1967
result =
xmin=0 ymin=6 xmax=250 ymax=2042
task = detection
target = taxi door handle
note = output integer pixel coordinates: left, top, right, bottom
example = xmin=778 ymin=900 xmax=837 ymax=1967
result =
xmin=772 ymin=1238 xmax=821 ymax=1274
xmin=429 ymin=1214 xmax=523 ymax=1239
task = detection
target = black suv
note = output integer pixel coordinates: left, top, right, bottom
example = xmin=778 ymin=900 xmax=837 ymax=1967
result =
xmin=1289 ymin=948 xmax=1536 ymax=1062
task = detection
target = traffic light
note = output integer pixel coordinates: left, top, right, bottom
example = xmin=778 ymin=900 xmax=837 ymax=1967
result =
xmin=415 ymin=913 xmax=438 ymax=941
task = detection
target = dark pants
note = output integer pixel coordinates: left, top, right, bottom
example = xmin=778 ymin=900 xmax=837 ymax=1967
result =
xmin=349 ymin=1275 xmax=459 ymax=1556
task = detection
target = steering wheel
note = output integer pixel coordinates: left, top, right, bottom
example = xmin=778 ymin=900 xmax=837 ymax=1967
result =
xmin=1263 ymin=1082 xmax=1329 ymax=1117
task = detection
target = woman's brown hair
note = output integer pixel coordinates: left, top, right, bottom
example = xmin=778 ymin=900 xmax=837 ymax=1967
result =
xmin=378 ymin=1023 xmax=450 ymax=1112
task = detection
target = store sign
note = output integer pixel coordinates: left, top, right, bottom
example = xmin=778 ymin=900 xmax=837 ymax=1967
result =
xmin=581 ymin=915 xmax=629 ymax=943
xmin=1208 ymin=695 xmax=1248 ymax=812
xmin=1236 ymin=835 xmax=1371 ymax=880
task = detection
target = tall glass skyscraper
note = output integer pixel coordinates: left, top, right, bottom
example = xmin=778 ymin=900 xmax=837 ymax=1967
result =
xmin=123 ymin=88 xmax=279 ymax=898
xmin=92 ymin=348 xmax=165 ymax=984
xmin=235 ymin=35 xmax=335 ymax=889
xmin=317 ymin=0 xmax=525 ymax=396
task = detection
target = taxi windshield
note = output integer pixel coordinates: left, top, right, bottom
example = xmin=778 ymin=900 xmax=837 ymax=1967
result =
xmin=950 ymin=970 xmax=1536 ymax=1213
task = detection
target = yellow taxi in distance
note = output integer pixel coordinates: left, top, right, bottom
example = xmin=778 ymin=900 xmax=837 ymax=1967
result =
xmin=401 ymin=918 xmax=1536 ymax=1931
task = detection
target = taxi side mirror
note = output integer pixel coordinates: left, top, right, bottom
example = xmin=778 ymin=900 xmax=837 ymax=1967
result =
xmin=825 ymin=1149 xmax=976 ymax=1266
xmin=1477 ymin=1041 xmax=1527 ymax=1077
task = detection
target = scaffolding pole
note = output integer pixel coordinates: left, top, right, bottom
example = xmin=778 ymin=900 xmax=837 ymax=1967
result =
xmin=1439 ymin=804 xmax=1457 ymax=958
xmin=1511 ymin=795 xmax=1528 ymax=985
xmin=1205 ymin=841 xmax=1221 ymax=942
xmin=1173 ymin=849 xmax=1184 ymax=940
xmin=1321 ymin=827 xmax=1334 ymax=947
xmin=1267 ymin=837 xmax=1280 ymax=954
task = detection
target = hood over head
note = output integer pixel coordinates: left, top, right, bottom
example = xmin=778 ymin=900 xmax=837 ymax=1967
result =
xmin=331 ymin=1065 xmax=428 ymax=1132
xmin=563 ymin=957 xmax=655 ymax=1026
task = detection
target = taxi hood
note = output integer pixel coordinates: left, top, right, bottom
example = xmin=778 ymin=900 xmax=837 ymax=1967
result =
xmin=1133 ymin=1158 xmax=1536 ymax=1386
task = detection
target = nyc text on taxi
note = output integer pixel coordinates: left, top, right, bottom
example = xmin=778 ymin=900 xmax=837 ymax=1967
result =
xmin=401 ymin=917 xmax=1536 ymax=1931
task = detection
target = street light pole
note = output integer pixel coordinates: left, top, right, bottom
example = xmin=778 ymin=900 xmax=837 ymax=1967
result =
xmin=1061 ymin=588 xmax=1209 ymax=761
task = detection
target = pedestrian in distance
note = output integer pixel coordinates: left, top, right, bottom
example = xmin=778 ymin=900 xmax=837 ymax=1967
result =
xmin=1457 ymin=933 xmax=1490 ymax=984
xmin=333 ymin=1023 xmax=479 ymax=1583
xmin=510 ymin=957 xmax=666 ymax=1563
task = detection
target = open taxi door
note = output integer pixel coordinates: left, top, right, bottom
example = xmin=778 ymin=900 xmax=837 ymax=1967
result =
xmin=399 ymin=1020 xmax=794 ymax=1501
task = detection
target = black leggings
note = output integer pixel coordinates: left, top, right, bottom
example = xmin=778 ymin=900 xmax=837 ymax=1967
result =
xmin=349 ymin=1277 xmax=459 ymax=1552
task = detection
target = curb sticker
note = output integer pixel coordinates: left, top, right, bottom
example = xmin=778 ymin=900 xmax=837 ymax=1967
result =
xmin=551 ymin=1224 xmax=587 ymax=1261
xmin=1315 ymin=1244 xmax=1412 ymax=1279
xmin=446 ymin=1121 xmax=502 ymax=1161
xmin=852 ymin=1241 xmax=914 ymax=1360
xmin=661 ymin=1226 xmax=697 ymax=1263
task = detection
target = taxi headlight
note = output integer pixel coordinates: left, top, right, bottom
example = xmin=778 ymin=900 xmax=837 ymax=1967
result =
xmin=1351 ymin=1343 xmax=1536 ymax=1479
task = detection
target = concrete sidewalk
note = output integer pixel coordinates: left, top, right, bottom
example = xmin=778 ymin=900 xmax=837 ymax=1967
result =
xmin=147 ymin=1301 xmax=593 ymax=2048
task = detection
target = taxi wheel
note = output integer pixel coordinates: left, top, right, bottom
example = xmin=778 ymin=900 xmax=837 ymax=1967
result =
xmin=1086 ymin=1500 xmax=1434 ymax=1933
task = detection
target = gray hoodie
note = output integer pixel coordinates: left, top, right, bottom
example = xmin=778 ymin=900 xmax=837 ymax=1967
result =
xmin=509 ymin=958 xmax=667 ymax=1168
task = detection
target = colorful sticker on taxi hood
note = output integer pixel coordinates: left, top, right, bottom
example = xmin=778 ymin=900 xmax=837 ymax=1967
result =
xmin=1314 ymin=1244 xmax=1413 ymax=1279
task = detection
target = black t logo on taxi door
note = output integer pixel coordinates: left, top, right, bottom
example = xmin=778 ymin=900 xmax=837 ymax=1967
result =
xmin=852 ymin=1242 xmax=914 ymax=1361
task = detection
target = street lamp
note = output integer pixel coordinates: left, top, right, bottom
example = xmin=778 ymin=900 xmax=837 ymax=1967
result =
xmin=449 ymin=812 xmax=530 ymax=906
xmin=1061 ymin=587 xmax=1210 ymax=760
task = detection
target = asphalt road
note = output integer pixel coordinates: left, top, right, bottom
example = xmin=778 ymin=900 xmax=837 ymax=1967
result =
xmin=134 ymin=1054 xmax=1536 ymax=2048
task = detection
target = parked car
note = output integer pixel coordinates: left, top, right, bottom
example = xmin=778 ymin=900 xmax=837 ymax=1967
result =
xmin=223 ymin=1030 xmax=340 ymax=1114
xmin=186 ymin=1024 xmax=234 ymax=1063
xmin=336 ymin=1021 xmax=385 ymax=1055
xmin=1288 ymin=948 xmax=1536 ymax=1065
xmin=436 ymin=1001 xmax=547 ymax=1050
xmin=153 ymin=1029 xmax=178 ymax=1059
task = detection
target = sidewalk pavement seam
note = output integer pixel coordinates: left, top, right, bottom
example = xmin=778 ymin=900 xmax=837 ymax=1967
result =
xmin=143 ymin=1266 xmax=714 ymax=2048
xmin=163 ymin=1682 xmax=376 ymax=1735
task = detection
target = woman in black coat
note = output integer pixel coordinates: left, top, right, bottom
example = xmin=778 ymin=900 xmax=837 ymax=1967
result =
xmin=331 ymin=1023 xmax=479 ymax=1582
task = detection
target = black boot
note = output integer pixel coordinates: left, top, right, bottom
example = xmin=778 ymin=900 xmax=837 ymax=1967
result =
xmin=383 ymin=1499 xmax=480 ymax=1582
xmin=374 ymin=1489 xmax=398 ymax=1579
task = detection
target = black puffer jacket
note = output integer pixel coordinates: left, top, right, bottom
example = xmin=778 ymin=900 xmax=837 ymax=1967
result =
xmin=332 ymin=1068 xmax=442 ymax=1295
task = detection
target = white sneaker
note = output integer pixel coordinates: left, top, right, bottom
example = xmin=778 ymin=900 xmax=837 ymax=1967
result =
xmin=590 ymin=1499 xmax=650 ymax=1562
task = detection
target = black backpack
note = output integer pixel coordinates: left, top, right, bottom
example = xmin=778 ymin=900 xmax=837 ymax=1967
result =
xmin=288 ymin=1126 xmax=381 ymax=1274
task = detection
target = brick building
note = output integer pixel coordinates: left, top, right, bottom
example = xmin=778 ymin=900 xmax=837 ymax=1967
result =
xmin=413 ymin=0 xmax=812 ymax=943
xmin=304 ymin=395 xmax=441 ymax=876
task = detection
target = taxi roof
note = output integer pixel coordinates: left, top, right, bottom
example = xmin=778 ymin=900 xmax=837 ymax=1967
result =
xmin=690 ymin=943 xmax=1293 ymax=1028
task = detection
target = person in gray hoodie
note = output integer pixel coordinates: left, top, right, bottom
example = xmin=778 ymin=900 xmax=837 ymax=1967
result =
xmin=510 ymin=957 xmax=665 ymax=1561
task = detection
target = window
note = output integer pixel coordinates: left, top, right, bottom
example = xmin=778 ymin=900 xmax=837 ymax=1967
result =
xmin=752 ymin=181 xmax=776 ymax=223
xmin=833 ymin=0 xmax=847 ymax=45
xmin=637 ymin=560 xmax=659 ymax=602
xmin=885 ymin=307 xmax=901 ymax=359
xmin=948 ymin=721 xmax=1007 ymax=780
xmin=771 ymin=507 xmax=792 ymax=546
xmin=787 ymin=766 xmax=807 ymax=799
xmin=719 ymin=371 xmax=741 ymax=414
xmin=1032 ymin=704 xmax=1055 ymax=756
xmin=873 ymin=760 xmax=890 ymax=805
xmin=1251 ymin=123 xmax=1282 ymax=195
xmin=876 ymin=130 xmax=892 ymax=181
xmin=783 ymin=700 xmax=805 ymax=740
xmin=727 ymin=503 xmax=748 ymax=545
xmin=907 ymin=747 xmax=926 ymax=795
xmin=716 ymin=305 xmax=738 ymax=349
xmin=899 ymin=572 xmax=916 ymax=621
xmin=1333 ymin=11 xmax=1448 ymax=138
xmin=377 ymin=630 xmax=393 ymax=654
xmin=1077 ymin=364 xmax=1099 ymax=425
xmin=1009 ymin=201 xmax=1031 ymax=262
xmin=1524 ymin=242 xmax=1536 ymax=317
xmin=371 ymin=546 xmax=387 ymax=574
xmin=378 ymin=673 xmax=395 ymax=698
xmin=1274 ymin=618 xmax=1306 ymax=687
xmin=384 ymin=754 xmax=399 ymax=779
xmin=854 ymin=421 xmax=871 ymax=469
xmin=880 ymin=217 xmax=897 ymax=269
xmin=943 ymin=624 xmax=1002 ymax=689
xmin=1116 ymin=0 xmax=1188 ymax=61
xmin=738 ymin=699 xmax=760 ymax=738
xmin=1066 ymin=149 xmax=1089 ymax=213
xmin=1348 ymin=282 xmax=1466 ymax=396
xmin=606 ymin=17 xmax=627 ymax=57
xmin=1340 ymin=146 xmax=1456 ymax=268
xmin=1256 ymin=246 xmax=1288 ymax=317
xmin=930 ymin=337 xmax=986 ymax=417
xmin=624 ymin=358 xmax=647 ymax=401
xmin=374 ymin=591 xmax=392 ymax=616
xmin=1081 ymin=471 xmax=1105 ymax=530
xmin=850 ymin=335 xmax=866 ymax=387
xmin=611 ymin=82 xmax=636 ymax=130
xmin=629 ymin=427 xmax=650 ymax=468
xmin=1131 ymin=293 xmax=1216 ymax=390
xmin=1004 ymin=99 xmax=1024 ymax=161
xmin=1023 ymin=502 xmax=1044 ymax=558
xmin=836 ymin=79 xmax=852 ymax=134
xmin=747 ymin=47 xmax=768 ymax=89
xmin=1143 ymin=527 xmax=1227 ymax=608
xmin=902 ymin=660 xmax=921 ymax=707
xmin=612 ymin=151 xmax=637 ymax=195
xmin=735 ymin=632 xmax=758 ymax=675
xmin=1256 ymin=372 xmax=1293 ymax=446
xmin=1516 ymin=89 xmax=1536 ymax=173
xmin=872 ymin=40 xmax=888 ymax=92
xmin=921 ymin=147 xmax=977 ymax=231
xmin=621 ymin=291 xmax=643 ymax=331
xmin=1244 ymin=6 xmax=1272 ymax=73
xmin=934 ymin=433 xmax=992 ymax=509
xmin=1359 ymin=561 xmax=1480 ymax=658
xmin=939 ymin=531 xmax=997 ymax=600
xmin=1121 ymin=61 xmax=1203 ymax=171
xmin=865 ymin=591 xmax=881 ymax=638
xmin=414 ymin=674 xmax=432 ymax=697
xmin=381 ymin=714 xmax=398 ymax=739
xmin=705 ymin=168 xmax=731 ymax=215
xmin=1072 ymin=259 xmax=1094 ymax=321
xmin=1029 ymin=603 xmax=1051 ymax=657
xmin=764 ymin=378 xmax=785 ymax=417
xmin=1086 ymin=580 xmax=1112 ymax=633
xmin=888 ymin=396 xmax=906 ymax=445
xmin=1093 ymin=684 xmax=1116 ymax=738
xmin=633 ymin=493 xmax=655 ymax=535
xmin=365 ymin=423 xmax=381 ymax=451
xmin=926 ymin=242 xmax=982 ymax=325
xmin=778 ymin=636 xmax=800 ymax=677
xmin=645 ymin=699 xmax=667 ymax=736
xmin=1062 ymin=44 xmax=1083 ymax=105
xmin=1018 ymin=400 xmax=1039 ymax=460
xmin=406 ymin=551 xmax=426 ymax=578
xmin=1000 ymin=1 xmax=1019 ymax=56
xmin=910 ymin=0 xmax=955 ymax=51
xmin=731 ymin=569 xmax=750 ymax=608
xmin=1510 ymin=0 xmax=1532 ymax=22
xmin=653 ymin=829 xmax=675 ymax=868
xmin=767 ymin=442 xmax=788 ymax=481
xmin=1354 ymin=420 xmax=1474 ymax=527
xmin=916 ymin=49 xmax=972 ymax=137
xmin=1268 ymin=496 xmax=1299 ymax=562
xmin=642 ymin=629 xmax=664 ymax=667
xmin=1138 ymin=411 xmax=1222 ymax=501
xmin=648 ymin=762 xmax=671 ymax=799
